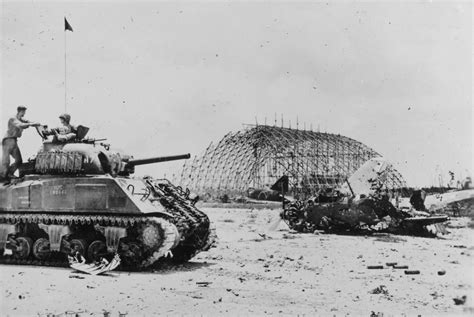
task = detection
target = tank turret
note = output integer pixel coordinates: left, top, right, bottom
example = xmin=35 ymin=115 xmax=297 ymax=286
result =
xmin=20 ymin=130 xmax=191 ymax=177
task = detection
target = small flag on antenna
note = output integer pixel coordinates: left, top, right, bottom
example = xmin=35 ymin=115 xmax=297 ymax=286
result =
xmin=65 ymin=18 xmax=73 ymax=32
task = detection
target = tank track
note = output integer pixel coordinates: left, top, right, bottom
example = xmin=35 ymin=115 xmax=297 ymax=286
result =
xmin=147 ymin=179 xmax=216 ymax=263
xmin=0 ymin=212 xmax=178 ymax=269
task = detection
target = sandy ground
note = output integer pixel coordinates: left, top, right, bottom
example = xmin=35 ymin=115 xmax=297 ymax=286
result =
xmin=1 ymin=207 xmax=473 ymax=316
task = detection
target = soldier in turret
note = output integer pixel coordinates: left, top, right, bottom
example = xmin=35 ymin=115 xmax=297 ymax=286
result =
xmin=45 ymin=113 xmax=77 ymax=142
xmin=1 ymin=106 xmax=40 ymax=180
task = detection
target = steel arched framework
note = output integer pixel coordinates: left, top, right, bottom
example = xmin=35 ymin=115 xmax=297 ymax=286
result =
xmin=178 ymin=125 xmax=406 ymax=197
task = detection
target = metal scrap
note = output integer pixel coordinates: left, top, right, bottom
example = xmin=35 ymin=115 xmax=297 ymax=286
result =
xmin=68 ymin=253 xmax=121 ymax=275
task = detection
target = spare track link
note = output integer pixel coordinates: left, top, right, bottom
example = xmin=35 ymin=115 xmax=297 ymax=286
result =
xmin=149 ymin=180 xmax=215 ymax=261
xmin=159 ymin=183 xmax=211 ymax=233
xmin=0 ymin=213 xmax=175 ymax=268
xmin=148 ymin=180 xmax=210 ymax=234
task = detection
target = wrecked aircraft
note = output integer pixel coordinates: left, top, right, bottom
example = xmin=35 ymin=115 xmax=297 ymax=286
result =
xmin=280 ymin=158 xmax=449 ymax=236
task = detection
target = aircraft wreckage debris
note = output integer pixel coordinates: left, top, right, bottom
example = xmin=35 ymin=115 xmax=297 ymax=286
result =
xmin=280 ymin=158 xmax=451 ymax=237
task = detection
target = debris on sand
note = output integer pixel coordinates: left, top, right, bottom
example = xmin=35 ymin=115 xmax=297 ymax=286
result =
xmin=367 ymin=265 xmax=384 ymax=269
xmin=369 ymin=285 xmax=389 ymax=295
xmin=437 ymin=270 xmax=446 ymax=276
xmin=69 ymin=253 xmax=120 ymax=276
xmin=282 ymin=233 xmax=297 ymax=239
xmin=393 ymin=265 xmax=409 ymax=269
xmin=453 ymin=295 xmax=467 ymax=305
xmin=404 ymin=270 xmax=420 ymax=275
xmin=68 ymin=275 xmax=85 ymax=280
xmin=374 ymin=235 xmax=407 ymax=243
xmin=196 ymin=281 xmax=212 ymax=287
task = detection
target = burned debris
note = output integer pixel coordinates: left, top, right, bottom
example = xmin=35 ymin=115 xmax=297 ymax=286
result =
xmin=280 ymin=158 xmax=449 ymax=236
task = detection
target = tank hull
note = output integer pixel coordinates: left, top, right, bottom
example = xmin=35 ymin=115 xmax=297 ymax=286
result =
xmin=0 ymin=175 xmax=215 ymax=269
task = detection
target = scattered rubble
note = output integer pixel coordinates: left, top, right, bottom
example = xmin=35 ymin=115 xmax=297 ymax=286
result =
xmin=453 ymin=296 xmax=467 ymax=305
xmin=367 ymin=265 xmax=384 ymax=269
xmin=393 ymin=265 xmax=409 ymax=269
xmin=69 ymin=254 xmax=121 ymax=275
xmin=369 ymin=285 xmax=389 ymax=295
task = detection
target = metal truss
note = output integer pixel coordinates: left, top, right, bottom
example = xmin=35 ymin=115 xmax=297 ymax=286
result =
xmin=177 ymin=125 xmax=406 ymax=197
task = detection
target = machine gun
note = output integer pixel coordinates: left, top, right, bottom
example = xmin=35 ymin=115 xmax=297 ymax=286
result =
xmin=82 ymin=138 xmax=107 ymax=144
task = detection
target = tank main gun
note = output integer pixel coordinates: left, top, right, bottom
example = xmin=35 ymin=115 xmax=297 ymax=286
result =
xmin=123 ymin=154 xmax=191 ymax=175
xmin=126 ymin=154 xmax=191 ymax=167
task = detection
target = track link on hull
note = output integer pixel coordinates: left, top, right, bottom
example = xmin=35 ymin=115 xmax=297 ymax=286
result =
xmin=147 ymin=179 xmax=216 ymax=263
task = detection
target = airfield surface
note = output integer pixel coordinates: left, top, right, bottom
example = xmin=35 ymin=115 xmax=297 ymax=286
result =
xmin=1 ymin=207 xmax=473 ymax=316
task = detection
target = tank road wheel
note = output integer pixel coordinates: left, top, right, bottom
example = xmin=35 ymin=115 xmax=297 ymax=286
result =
xmin=69 ymin=239 xmax=88 ymax=256
xmin=32 ymin=238 xmax=51 ymax=260
xmin=13 ymin=237 xmax=33 ymax=260
xmin=87 ymin=240 xmax=107 ymax=262
xmin=141 ymin=225 xmax=164 ymax=248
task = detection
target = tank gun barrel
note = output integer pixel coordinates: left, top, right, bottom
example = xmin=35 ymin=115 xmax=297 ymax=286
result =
xmin=127 ymin=153 xmax=191 ymax=167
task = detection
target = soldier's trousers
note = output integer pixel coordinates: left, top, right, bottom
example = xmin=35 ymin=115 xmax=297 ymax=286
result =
xmin=1 ymin=138 xmax=22 ymax=179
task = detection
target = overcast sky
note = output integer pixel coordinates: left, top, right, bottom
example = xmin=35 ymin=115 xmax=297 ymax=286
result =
xmin=1 ymin=0 xmax=472 ymax=187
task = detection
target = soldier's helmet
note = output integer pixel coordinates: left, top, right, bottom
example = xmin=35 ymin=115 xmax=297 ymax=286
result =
xmin=59 ymin=113 xmax=71 ymax=124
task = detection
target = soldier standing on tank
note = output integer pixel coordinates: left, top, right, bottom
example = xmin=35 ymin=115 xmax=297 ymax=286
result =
xmin=1 ymin=106 xmax=40 ymax=180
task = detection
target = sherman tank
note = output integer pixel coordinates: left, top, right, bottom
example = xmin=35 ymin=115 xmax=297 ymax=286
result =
xmin=0 ymin=126 xmax=216 ymax=269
